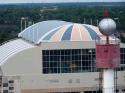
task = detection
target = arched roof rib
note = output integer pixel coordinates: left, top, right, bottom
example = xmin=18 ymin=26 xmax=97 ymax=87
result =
xmin=0 ymin=39 xmax=34 ymax=65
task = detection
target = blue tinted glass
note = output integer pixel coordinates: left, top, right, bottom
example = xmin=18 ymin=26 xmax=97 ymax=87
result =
xmin=83 ymin=25 xmax=99 ymax=40
xmin=61 ymin=25 xmax=73 ymax=40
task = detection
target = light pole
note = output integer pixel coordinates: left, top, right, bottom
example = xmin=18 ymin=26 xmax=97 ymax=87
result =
xmin=24 ymin=17 xmax=28 ymax=29
xmin=21 ymin=17 xmax=25 ymax=32
xmin=20 ymin=17 xmax=28 ymax=32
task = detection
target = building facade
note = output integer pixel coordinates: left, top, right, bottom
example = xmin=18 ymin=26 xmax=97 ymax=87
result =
xmin=0 ymin=20 xmax=125 ymax=93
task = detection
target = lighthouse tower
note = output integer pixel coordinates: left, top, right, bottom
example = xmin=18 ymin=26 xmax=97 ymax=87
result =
xmin=96 ymin=16 xmax=120 ymax=93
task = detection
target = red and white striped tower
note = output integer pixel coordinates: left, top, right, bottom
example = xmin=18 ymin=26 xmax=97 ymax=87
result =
xmin=96 ymin=12 xmax=120 ymax=93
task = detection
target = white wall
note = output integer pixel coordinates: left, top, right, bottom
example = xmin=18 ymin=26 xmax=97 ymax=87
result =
xmin=41 ymin=41 xmax=96 ymax=50
xmin=1 ymin=47 xmax=42 ymax=76
xmin=20 ymin=72 xmax=99 ymax=89
xmin=20 ymin=71 xmax=125 ymax=91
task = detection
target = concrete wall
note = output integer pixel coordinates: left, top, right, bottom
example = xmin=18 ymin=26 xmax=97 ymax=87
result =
xmin=41 ymin=41 xmax=125 ymax=50
xmin=40 ymin=41 xmax=96 ymax=50
xmin=1 ymin=47 xmax=42 ymax=76
xmin=20 ymin=72 xmax=99 ymax=90
xmin=0 ymin=41 xmax=125 ymax=93
xmin=1 ymin=71 xmax=125 ymax=93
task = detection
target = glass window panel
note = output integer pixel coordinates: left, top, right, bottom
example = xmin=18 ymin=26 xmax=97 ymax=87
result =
xmin=3 ymin=83 xmax=8 ymax=87
xmin=43 ymin=56 xmax=48 ymax=61
xmin=50 ymin=56 xmax=54 ymax=61
xmin=3 ymin=90 xmax=8 ymax=93
xmin=44 ymin=68 xmax=50 ymax=73
xmin=50 ymin=50 xmax=53 ymax=55
xmin=9 ymin=87 xmax=14 ymax=90
xmin=61 ymin=56 xmax=65 ymax=61
xmin=9 ymin=80 xmax=14 ymax=83
xmin=53 ymin=50 xmax=58 ymax=55
xmin=61 ymin=50 xmax=65 ymax=55
xmin=74 ymin=55 xmax=79 ymax=60
xmin=43 ymin=62 xmax=49 ymax=67
xmin=42 ymin=50 xmax=46 ymax=55
xmin=65 ymin=49 xmax=71 ymax=55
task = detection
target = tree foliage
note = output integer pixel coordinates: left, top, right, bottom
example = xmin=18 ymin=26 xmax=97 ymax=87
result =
xmin=0 ymin=3 xmax=125 ymax=44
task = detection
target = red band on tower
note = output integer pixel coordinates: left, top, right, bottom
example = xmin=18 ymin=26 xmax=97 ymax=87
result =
xmin=104 ymin=10 xmax=110 ymax=18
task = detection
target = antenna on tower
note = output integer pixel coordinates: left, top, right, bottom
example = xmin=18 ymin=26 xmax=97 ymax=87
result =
xmin=104 ymin=9 xmax=110 ymax=18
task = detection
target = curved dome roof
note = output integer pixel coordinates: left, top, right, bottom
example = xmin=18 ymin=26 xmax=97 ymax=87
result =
xmin=0 ymin=39 xmax=34 ymax=65
xmin=18 ymin=20 xmax=104 ymax=44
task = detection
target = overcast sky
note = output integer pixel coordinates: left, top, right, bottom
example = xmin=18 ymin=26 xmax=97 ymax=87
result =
xmin=0 ymin=0 xmax=124 ymax=4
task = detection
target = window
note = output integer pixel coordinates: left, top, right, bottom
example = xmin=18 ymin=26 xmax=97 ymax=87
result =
xmin=118 ymin=48 xmax=125 ymax=71
xmin=3 ymin=90 xmax=8 ymax=93
xmin=42 ymin=48 xmax=125 ymax=74
xmin=3 ymin=83 xmax=8 ymax=87
xmin=9 ymin=87 xmax=14 ymax=90
xmin=42 ymin=49 xmax=96 ymax=74
xmin=120 ymin=48 xmax=125 ymax=64
xmin=9 ymin=80 xmax=14 ymax=83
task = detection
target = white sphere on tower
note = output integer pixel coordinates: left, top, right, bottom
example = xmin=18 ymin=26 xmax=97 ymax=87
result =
xmin=99 ymin=18 xmax=116 ymax=36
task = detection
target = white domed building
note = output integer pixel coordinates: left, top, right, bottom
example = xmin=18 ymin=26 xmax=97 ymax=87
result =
xmin=0 ymin=20 xmax=125 ymax=93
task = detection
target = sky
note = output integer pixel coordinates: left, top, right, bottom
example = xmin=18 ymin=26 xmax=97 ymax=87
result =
xmin=0 ymin=0 xmax=124 ymax=4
